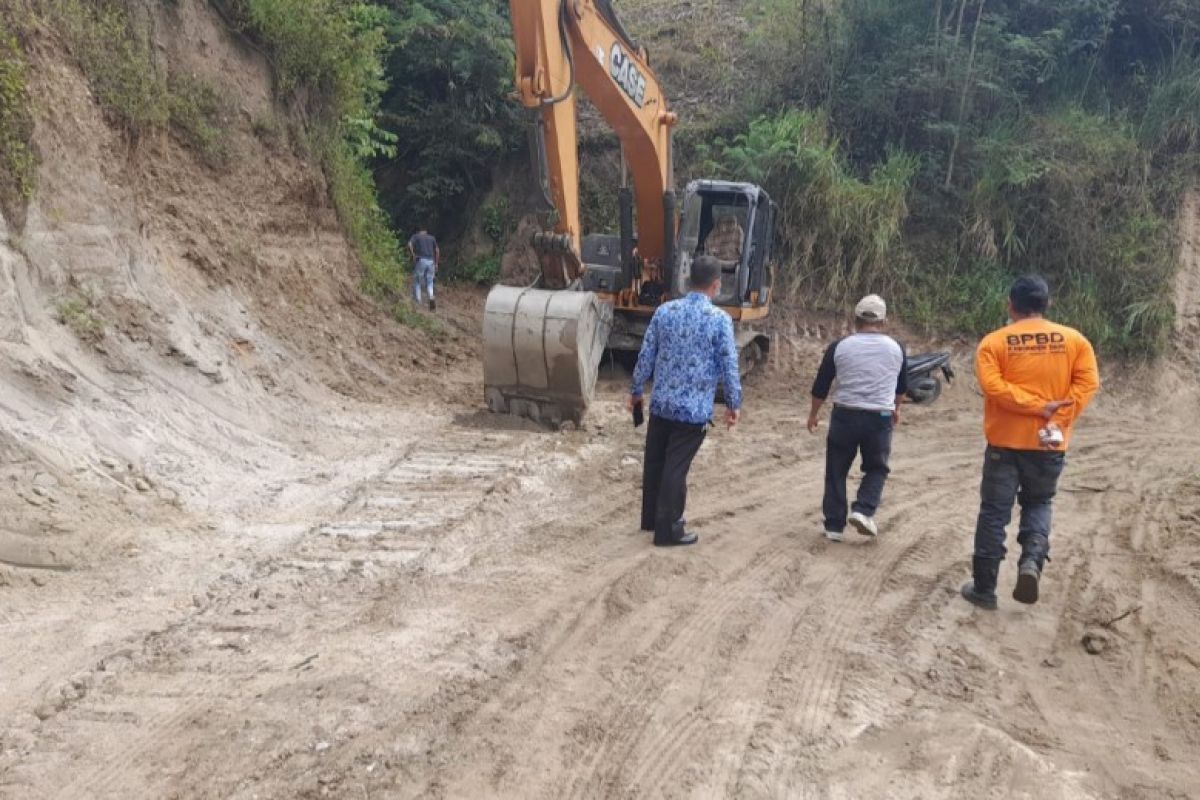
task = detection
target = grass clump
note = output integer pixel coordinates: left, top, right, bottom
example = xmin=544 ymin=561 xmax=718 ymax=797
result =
xmin=56 ymin=287 xmax=105 ymax=344
xmin=167 ymin=73 xmax=234 ymax=169
xmin=0 ymin=25 xmax=35 ymax=223
xmin=37 ymin=0 xmax=236 ymax=169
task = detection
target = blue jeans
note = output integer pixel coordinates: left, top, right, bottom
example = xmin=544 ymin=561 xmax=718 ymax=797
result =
xmin=973 ymin=446 xmax=1065 ymax=569
xmin=823 ymin=407 xmax=894 ymax=532
xmin=414 ymin=258 xmax=435 ymax=302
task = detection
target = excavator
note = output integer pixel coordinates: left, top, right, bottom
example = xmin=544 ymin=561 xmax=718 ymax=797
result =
xmin=484 ymin=0 xmax=777 ymax=425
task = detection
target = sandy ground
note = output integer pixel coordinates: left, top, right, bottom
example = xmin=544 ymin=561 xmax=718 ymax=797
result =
xmin=2 ymin=3 xmax=1200 ymax=797
xmin=3 ymin=317 xmax=1200 ymax=799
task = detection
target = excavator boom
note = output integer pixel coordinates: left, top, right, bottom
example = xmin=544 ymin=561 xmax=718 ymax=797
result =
xmin=484 ymin=0 xmax=678 ymax=425
xmin=508 ymin=0 xmax=676 ymax=280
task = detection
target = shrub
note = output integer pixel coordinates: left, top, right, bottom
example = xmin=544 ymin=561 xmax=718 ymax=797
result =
xmin=703 ymin=110 xmax=918 ymax=305
xmin=224 ymin=0 xmax=412 ymax=306
xmin=458 ymin=252 xmax=501 ymax=285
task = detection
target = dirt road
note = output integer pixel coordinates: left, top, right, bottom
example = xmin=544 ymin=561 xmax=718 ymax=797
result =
xmin=3 ymin=323 xmax=1199 ymax=799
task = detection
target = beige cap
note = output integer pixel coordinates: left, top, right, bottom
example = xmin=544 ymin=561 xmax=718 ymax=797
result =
xmin=854 ymin=294 xmax=887 ymax=321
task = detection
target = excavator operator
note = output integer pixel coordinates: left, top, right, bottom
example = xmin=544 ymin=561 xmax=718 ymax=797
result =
xmin=703 ymin=211 xmax=745 ymax=263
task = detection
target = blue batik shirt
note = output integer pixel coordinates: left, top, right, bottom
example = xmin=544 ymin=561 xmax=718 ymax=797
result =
xmin=631 ymin=292 xmax=743 ymax=425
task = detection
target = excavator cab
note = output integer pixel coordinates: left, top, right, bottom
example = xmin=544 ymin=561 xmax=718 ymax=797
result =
xmin=677 ymin=181 xmax=776 ymax=310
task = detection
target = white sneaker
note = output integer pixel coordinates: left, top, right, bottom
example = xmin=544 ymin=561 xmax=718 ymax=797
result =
xmin=849 ymin=512 xmax=878 ymax=537
xmin=824 ymin=529 xmax=844 ymax=542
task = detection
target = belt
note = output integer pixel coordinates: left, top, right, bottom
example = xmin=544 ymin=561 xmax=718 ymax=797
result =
xmin=833 ymin=405 xmax=893 ymax=415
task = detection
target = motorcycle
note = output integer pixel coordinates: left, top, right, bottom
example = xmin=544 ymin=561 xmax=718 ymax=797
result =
xmin=906 ymin=351 xmax=954 ymax=405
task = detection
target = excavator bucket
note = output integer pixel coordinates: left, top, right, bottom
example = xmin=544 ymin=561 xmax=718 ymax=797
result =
xmin=483 ymin=286 xmax=614 ymax=426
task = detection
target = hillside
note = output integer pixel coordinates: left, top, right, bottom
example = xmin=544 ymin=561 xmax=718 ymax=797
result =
xmin=0 ymin=1 xmax=480 ymax=577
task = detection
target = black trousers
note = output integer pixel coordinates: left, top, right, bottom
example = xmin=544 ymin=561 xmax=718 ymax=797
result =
xmin=823 ymin=406 xmax=894 ymax=532
xmin=974 ymin=446 xmax=1065 ymax=571
xmin=641 ymin=414 xmax=708 ymax=544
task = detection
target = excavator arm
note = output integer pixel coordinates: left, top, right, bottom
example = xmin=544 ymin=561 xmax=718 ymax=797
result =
xmin=509 ymin=0 xmax=677 ymax=287
xmin=484 ymin=0 xmax=681 ymax=426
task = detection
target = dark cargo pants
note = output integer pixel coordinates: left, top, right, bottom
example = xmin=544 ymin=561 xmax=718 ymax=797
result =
xmin=973 ymin=446 xmax=1065 ymax=585
xmin=823 ymin=407 xmax=894 ymax=533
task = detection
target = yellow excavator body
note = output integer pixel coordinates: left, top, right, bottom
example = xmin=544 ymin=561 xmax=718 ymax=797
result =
xmin=484 ymin=0 xmax=774 ymax=424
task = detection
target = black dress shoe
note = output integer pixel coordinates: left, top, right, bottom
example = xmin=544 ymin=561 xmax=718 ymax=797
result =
xmin=654 ymin=532 xmax=698 ymax=547
xmin=644 ymin=518 xmax=686 ymax=535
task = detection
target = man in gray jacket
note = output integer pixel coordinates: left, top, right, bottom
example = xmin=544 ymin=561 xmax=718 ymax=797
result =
xmin=807 ymin=295 xmax=908 ymax=541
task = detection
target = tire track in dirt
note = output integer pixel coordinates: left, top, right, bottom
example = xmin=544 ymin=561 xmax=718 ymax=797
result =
xmin=620 ymin=551 xmax=820 ymax=797
xmin=720 ymin=475 xmax=975 ymax=797
xmin=560 ymin=444 xmax=969 ymax=798
xmin=422 ymin=438 xmax=823 ymax=798
xmin=408 ymin=428 xmax=820 ymax=798
xmin=561 ymin=546 xmax=798 ymax=800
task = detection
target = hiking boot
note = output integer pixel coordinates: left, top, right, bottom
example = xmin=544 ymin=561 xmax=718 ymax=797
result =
xmin=962 ymin=556 xmax=1001 ymax=610
xmin=848 ymin=511 xmax=878 ymax=537
xmin=429 ymin=298 xmax=437 ymax=311
xmin=1013 ymin=561 xmax=1041 ymax=605
xmin=824 ymin=529 xmax=844 ymax=543
xmin=961 ymin=581 xmax=998 ymax=610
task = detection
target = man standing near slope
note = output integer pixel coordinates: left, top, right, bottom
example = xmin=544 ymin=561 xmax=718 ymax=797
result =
xmin=962 ymin=275 xmax=1100 ymax=609
xmin=629 ymin=256 xmax=742 ymax=547
xmin=408 ymin=227 xmax=439 ymax=311
xmin=807 ymin=295 xmax=907 ymax=542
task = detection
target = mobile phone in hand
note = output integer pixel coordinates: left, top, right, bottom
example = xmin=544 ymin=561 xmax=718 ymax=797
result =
xmin=632 ymin=400 xmax=644 ymax=428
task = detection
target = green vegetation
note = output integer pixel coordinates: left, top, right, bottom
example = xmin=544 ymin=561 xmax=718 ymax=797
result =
xmin=0 ymin=23 xmax=35 ymax=223
xmin=451 ymin=197 xmax=509 ymax=285
xmin=703 ymin=110 xmax=918 ymax=306
xmin=56 ymin=287 xmax=105 ymax=344
xmin=8 ymin=0 xmax=1195 ymax=351
xmin=47 ymin=0 xmax=168 ymax=135
xmin=220 ymin=0 xmax=423 ymax=315
xmin=714 ymin=0 xmax=1200 ymax=353
xmin=372 ymin=0 xmax=517 ymax=242
xmin=168 ymin=73 xmax=234 ymax=169
xmin=27 ymin=0 xmax=235 ymax=167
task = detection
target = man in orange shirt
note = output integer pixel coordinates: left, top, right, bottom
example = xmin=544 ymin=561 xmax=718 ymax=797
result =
xmin=962 ymin=276 xmax=1100 ymax=610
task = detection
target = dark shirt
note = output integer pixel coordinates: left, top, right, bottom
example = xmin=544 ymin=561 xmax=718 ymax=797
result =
xmin=409 ymin=232 xmax=437 ymax=260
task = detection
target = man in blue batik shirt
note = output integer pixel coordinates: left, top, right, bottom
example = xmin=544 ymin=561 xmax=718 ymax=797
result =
xmin=628 ymin=256 xmax=743 ymax=547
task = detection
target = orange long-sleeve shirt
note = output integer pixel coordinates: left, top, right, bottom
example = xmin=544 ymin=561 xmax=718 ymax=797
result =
xmin=976 ymin=318 xmax=1100 ymax=451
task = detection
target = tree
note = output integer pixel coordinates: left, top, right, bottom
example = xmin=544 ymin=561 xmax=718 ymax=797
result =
xmin=371 ymin=0 xmax=519 ymax=238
